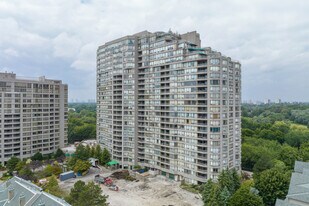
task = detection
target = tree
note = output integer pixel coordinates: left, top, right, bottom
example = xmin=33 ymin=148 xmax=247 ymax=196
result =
xmin=66 ymin=180 xmax=108 ymax=206
xmin=242 ymin=136 xmax=283 ymax=171
xmin=51 ymin=164 xmax=62 ymax=176
xmin=271 ymin=121 xmax=290 ymax=134
xmin=219 ymin=186 xmax=231 ymax=206
xmin=18 ymin=165 xmax=35 ymax=181
xmin=229 ymin=180 xmax=264 ymax=206
xmin=273 ymin=160 xmax=286 ymax=170
xmin=202 ymin=179 xmax=215 ymax=205
xmin=300 ymin=142 xmax=309 ymax=161
xmin=278 ymin=144 xmax=300 ymax=169
xmin=259 ymin=129 xmax=276 ymax=140
xmin=0 ymin=162 xmax=5 ymax=171
xmin=218 ymin=169 xmax=240 ymax=195
xmin=73 ymin=160 xmax=91 ymax=174
xmin=67 ymin=157 xmax=77 ymax=170
xmin=207 ymin=184 xmax=221 ymax=206
xmin=55 ymin=155 xmax=66 ymax=163
xmin=6 ymin=156 xmax=20 ymax=173
xmin=44 ymin=164 xmax=63 ymax=177
xmin=65 ymin=180 xmax=86 ymax=204
xmin=255 ymin=167 xmax=290 ymax=206
xmin=253 ymin=154 xmax=274 ymax=174
xmin=90 ymin=146 xmax=96 ymax=158
xmin=94 ymin=145 xmax=102 ymax=159
xmin=69 ymin=124 xmax=96 ymax=143
xmin=242 ymin=128 xmax=255 ymax=137
xmin=54 ymin=148 xmax=65 ymax=158
xmin=29 ymin=160 xmax=43 ymax=172
xmin=32 ymin=152 xmax=43 ymax=161
xmin=75 ymin=144 xmax=89 ymax=160
xmin=100 ymin=148 xmax=111 ymax=165
xmin=202 ymin=169 xmax=241 ymax=206
xmin=15 ymin=161 xmax=27 ymax=172
xmin=242 ymin=143 xmax=259 ymax=171
xmin=85 ymin=145 xmax=91 ymax=158
xmin=284 ymin=124 xmax=309 ymax=147
xmin=44 ymin=175 xmax=64 ymax=197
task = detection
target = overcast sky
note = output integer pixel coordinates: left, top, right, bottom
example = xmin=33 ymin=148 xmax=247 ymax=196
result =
xmin=0 ymin=0 xmax=308 ymax=102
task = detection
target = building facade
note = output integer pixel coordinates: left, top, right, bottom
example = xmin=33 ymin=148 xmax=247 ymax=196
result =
xmin=0 ymin=72 xmax=68 ymax=164
xmin=97 ymin=31 xmax=241 ymax=183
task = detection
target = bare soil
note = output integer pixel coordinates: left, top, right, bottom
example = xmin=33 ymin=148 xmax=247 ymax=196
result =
xmin=101 ymin=176 xmax=203 ymax=206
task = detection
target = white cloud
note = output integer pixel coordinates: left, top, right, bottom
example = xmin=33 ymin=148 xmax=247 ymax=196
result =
xmin=71 ymin=43 xmax=96 ymax=71
xmin=4 ymin=48 xmax=19 ymax=57
xmin=52 ymin=32 xmax=81 ymax=59
xmin=0 ymin=0 xmax=309 ymax=101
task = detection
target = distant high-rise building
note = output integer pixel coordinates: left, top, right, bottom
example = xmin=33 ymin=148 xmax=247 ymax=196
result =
xmin=97 ymin=31 xmax=241 ymax=183
xmin=264 ymin=99 xmax=271 ymax=104
xmin=0 ymin=72 xmax=68 ymax=164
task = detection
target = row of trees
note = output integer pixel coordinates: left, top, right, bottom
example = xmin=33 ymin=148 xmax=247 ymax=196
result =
xmin=42 ymin=176 xmax=109 ymax=205
xmin=66 ymin=144 xmax=111 ymax=174
xmin=201 ymin=167 xmax=291 ymax=206
xmin=5 ymin=149 xmax=65 ymax=182
xmin=69 ymin=103 xmax=96 ymax=113
xmin=65 ymin=180 xmax=108 ymax=206
xmin=68 ymin=104 xmax=96 ymax=143
xmin=75 ymin=144 xmax=111 ymax=165
xmin=241 ymin=103 xmax=309 ymax=173
xmin=202 ymin=169 xmax=263 ymax=206
xmin=242 ymin=136 xmax=309 ymax=172
xmin=254 ymin=166 xmax=290 ymax=205
xmin=242 ymin=118 xmax=309 ymax=147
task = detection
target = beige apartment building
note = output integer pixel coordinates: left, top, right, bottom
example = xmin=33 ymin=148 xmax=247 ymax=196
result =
xmin=0 ymin=72 xmax=68 ymax=164
xmin=97 ymin=31 xmax=241 ymax=184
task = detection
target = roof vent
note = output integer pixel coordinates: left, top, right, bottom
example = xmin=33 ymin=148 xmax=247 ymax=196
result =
xmin=19 ymin=193 xmax=26 ymax=206
xmin=38 ymin=200 xmax=46 ymax=206
xmin=5 ymin=180 xmax=11 ymax=188
xmin=8 ymin=186 xmax=14 ymax=200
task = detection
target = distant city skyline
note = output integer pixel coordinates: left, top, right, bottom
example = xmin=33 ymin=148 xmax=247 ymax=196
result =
xmin=1 ymin=0 xmax=309 ymax=102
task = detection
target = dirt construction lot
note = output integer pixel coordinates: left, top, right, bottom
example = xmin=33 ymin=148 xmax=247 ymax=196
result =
xmin=101 ymin=176 xmax=203 ymax=206
xmin=59 ymin=167 xmax=203 ymax=206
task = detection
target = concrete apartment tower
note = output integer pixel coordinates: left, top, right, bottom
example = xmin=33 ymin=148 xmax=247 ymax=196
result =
xmin=0 ymin=72 xmax=68 ymax=165
xmin=97 ymin=31 xmax=241 ymax=183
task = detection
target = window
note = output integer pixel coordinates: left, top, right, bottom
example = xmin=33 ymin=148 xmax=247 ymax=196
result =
xmin=210 ymin=59 xmax=220 ymax=65
xmin=210 ymin=127 xmax=220 ymax=133
xmin=210 ymin=66 xmax=220 ymax=72
xmin=210 ymin=80 xmax=220 ymax=85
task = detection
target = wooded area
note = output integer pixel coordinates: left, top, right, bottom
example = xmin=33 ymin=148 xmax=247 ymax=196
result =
xmin=67 ymin=102 xmax=309 ymax=205
xmin=242 ymin=103 xmax=309 ymax=172
xmin=68 ymin=103 xmax=96 ymax=143
xmin=239 ymin=103 xmax=309 ymax=205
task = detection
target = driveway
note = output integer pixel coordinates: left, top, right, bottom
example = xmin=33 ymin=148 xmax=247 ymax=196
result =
xmin=59 ymin=167 xmax=102 ymax=191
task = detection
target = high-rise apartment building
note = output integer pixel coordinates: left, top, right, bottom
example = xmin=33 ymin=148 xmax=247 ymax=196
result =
xmin=0 ymin=72 xmax=68 ymax=164
xmin=97 ymin=31 xmax=241 ymax=183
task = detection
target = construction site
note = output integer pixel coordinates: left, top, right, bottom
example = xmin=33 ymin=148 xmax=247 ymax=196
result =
xmin=94 ymin=170 xmax=203 ymax=206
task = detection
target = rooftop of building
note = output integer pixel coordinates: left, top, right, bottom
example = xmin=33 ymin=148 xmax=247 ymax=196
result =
xmin=98 ymin=30 xmax=201 ymax=48
xmin=275 ymin=161 xmax=309 ymax=206
xmin=97 ymin=30 xmax=240 ymax=63
xmin=0 ymin=176 xmax=71 ymax=206
xmin=0 ymin=72 xmax=65 ymax=85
